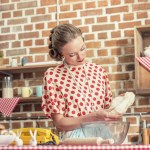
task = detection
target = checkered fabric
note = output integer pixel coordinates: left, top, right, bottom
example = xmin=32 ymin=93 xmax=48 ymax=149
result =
xmin=0 ymin=97 xmax=20 ymax=116
xmin=136 ymin=56 xmax=150 ymax=71
xmin=0 ymin=145 xmax=149 ymax=150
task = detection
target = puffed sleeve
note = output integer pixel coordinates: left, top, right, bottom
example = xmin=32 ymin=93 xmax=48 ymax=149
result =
xmin=41 ymin=70 xmax=65 ymax=118
xmin=103 ymin=70 xmax=113 ymax=109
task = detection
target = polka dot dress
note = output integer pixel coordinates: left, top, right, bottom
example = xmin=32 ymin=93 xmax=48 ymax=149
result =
xmin=41 ymin=62 xmax=113 ymax=118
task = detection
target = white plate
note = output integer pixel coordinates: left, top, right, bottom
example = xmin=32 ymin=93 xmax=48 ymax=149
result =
xmin=0 ymin=135 xmax=16 ymax=146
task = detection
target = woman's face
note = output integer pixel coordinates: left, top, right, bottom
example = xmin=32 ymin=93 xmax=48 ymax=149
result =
xmin=61 ymin=36 xmax=86 ymax=66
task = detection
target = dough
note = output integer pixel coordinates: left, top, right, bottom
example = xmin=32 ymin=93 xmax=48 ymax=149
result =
xmin=110 ymin=92 xmax=135 ymax=114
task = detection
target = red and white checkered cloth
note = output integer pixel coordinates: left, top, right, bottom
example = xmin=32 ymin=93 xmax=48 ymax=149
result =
xmin=0 ymin=145 xmax=150 ymax=150
xmin=136 ymin=56 xmax=150 ymax=71
xmin=0 ymin=97 xmax=20 ymax=116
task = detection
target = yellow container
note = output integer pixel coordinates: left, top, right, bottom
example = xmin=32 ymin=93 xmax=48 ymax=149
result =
xmin=12 ymin=128 xmax=59 ymax=145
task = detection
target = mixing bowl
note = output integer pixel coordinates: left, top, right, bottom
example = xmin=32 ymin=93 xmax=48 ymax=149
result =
xmin=81 ymin=121 xmax=130 ymax=144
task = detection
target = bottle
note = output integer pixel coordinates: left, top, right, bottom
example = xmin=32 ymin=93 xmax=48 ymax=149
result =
xmin=2 ymin=76 xmax=13 ymax=98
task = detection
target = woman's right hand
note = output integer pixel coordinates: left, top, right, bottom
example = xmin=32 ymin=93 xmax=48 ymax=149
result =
xmin=95 ymin=108 xmax=122 ymax=121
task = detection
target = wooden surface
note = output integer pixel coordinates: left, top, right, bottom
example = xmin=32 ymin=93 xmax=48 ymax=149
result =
xmin=134 ymin=25 xmax=150 ymax=95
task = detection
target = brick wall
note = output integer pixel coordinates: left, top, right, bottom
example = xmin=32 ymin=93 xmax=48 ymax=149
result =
xmin=0 ymin=0 xmax=150 ymax=144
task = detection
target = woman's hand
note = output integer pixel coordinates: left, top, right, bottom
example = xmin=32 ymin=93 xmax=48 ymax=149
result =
xmin=95 ymin=108 xmax=122 ymax=121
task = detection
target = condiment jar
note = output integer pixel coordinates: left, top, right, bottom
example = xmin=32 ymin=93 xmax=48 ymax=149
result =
xmin=2 ymin=76 xmax=13 ymax=98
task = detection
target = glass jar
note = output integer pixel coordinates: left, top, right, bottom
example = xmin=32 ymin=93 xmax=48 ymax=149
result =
xmin=2 ymin=76 xmax=13 ymax=98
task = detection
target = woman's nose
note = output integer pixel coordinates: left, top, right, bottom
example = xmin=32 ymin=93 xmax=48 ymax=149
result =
xmin=77 ymin=53 xmax=82 ymax=59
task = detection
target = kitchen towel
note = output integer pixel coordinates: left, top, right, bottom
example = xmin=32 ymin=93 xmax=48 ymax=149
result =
xmin=136 ymin=56 xmax=150 ymax=71
xmin=0 ymin=97 xmax=20 ymax=116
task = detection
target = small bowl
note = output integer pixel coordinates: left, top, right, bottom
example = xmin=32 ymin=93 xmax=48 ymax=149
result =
xmin=81 ymin=121 xmax=130 ymax=144
xmin=0 ymin=135 xmax=16 ymax=146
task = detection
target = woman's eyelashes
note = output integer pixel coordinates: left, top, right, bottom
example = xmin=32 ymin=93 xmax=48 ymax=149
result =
xmin=69 ymin=47 xmax=86 ymax=57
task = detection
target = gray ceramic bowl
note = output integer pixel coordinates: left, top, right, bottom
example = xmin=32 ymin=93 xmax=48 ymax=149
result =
xmin=81 ymin=121 xmax=130 ymax=144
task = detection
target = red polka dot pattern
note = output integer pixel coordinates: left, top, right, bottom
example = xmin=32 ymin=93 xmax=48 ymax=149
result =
xmin=41 ymin=62 xmax=113 ymax=118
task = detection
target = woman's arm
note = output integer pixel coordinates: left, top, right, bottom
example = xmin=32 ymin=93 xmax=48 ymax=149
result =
xmin=51 ymin=109 xmax=122 ymax=132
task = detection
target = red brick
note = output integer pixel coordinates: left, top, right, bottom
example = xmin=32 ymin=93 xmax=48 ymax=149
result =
xmin=1 ymin=0 xmax=9 ymax=3
xmin=42 ymin=30 xmax=51 ymax=37
xmin=35 ymin=39 xmax=44 ymax=45
xmin=93 ymin=57 xmax=115 ymax=65
xmin=92 ymin=24 xmax=115 ymax=31
xmin=60 ymin=5 xmax=71 ymax=11
xmin=124 ymin=0 xmax=134 ymax=3
xmin=0 ymin=4 xmax=14 ymax=11
xmin=125 ymin=117 xmax=137 ymax=124
xmin=19 ymin=32 xmax=39 ymax=39
xmin=23 ymin=40 xmax=33 ymax=47
xmin=24 ymin=122 xmax=33 ymax=127
xmin=137 ymin=11 xmax=148 ymax=19
xmin=105 ymin=39 xmax=128 ymax=47
xmin=86 ymin=42 xmax=100 ymax=48
xmin=98 ymin=0 xmax=108 ymax=7
xmin=124 ymin=46 xmax=134 ymax=55
xmin=17 ymin=1 xmax=37 ymax=9
xmin=111 ymin=65 xmax=122 ymax=72
xmin=24 ymin=25 xmax=33 ymax=31
xmin=138 ymin=98 xmax=150 ymax=105
xmin=84 ymin=34 xmax=95 ymax=41
xmin=12 ymin=41 xmax=21 ymax=48
xmin=128 ymin=126 xmax=139 ymax=133
xmin=85 ymin=18 xmax=95 ymax=24
xmin=0 ymin=42 xmax=9 ymax=49
xmin=110 ymin=82 xmax=121 ymax=90
xmin=48 ymin=22 xmax=57 ymax=29
xmin=81 ymin=9 xmax=102 ymax=17
xmin=0 ymin=34 xmax=16 ymax=41
xmin=73 ymin=3 xmax=83 ymax=10
xmin=72 ymin=20 xmax=82 ymax=26
xmin=110 ymin=15 xmax=121 ymax=22
xmin=12 ymin=122 xmax=21 ymax=129
xmin=30 ymin=47 xmax=49 ymax=54
xmin=36 ymin=8 xmax=45 ymax=14
xmin=79 ymin=26 xmax=89 ymax=33
xmin=124 ymin=81 xmax=134 ymax=89
xmin=110 ymin=0 xmax=121 ymax=5
xmin=111 ymin=31 xmax=121 ymax=38
xmin=6 ymin=49 xmax=26 ymax=57
xmin=97 ymin=16 xmax=108 ymax=23
xmin=25 ymin=9 xmax=34 ymax=16
xmin=109 ymin=73 xmax=130 ymax=81
xmin=2 ymin=12 xmax=11 ymax=18
xmin=118 ymin=55 xmax=134 ymax=63
xmin=134 ymin=107 xmax=150 ymax=113
xmin=123 ymin=13 xmax=134 ymax=21
xmin=35 ymin=55 xmax=45 ymax=62
xmin=133 ymin=3 xmax=150 ymax=11
xmin=85 ymin=2 xmax=96 ymax=9
xmin=13 ymin=11 xmax=22 ymax=17
xmin=48 ymin=6 xmax=57 ymax=13
xmin=1 ymin=27 xmax=10 ymax=33
xmin=60 ymin=12 xmax=77 ymax=19
xmin=106 ymin=6 xmax=128 ymax=14
xmin=124 ymin=30 xmax=134 ymax=37
xmin=41 ymin=0 xmax=56 ymax=6
xmin=98 ymin=33 xmax=108 ymax=39
xmin=111 ymin=48 xmax=122 ymax=55
xmin=97 ymin=49 xmax=108 ymax=56
xmin=86 ymin=50 xmax=94 ymax=57
xmin=31 ymin=15 xmax=51 ymax=23
xmin=8 ymin=18 xmax=27 ymax=25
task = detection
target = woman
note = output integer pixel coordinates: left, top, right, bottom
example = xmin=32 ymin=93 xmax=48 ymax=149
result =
xmin=41 ymin=23 xmax=121 ymax=139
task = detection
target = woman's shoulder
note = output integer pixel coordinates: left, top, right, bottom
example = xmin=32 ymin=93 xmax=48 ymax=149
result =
xmin=86 ymin=62 xmax=105 ymax=72
xmin=45 ymin=63 xmax=65 ymax=75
